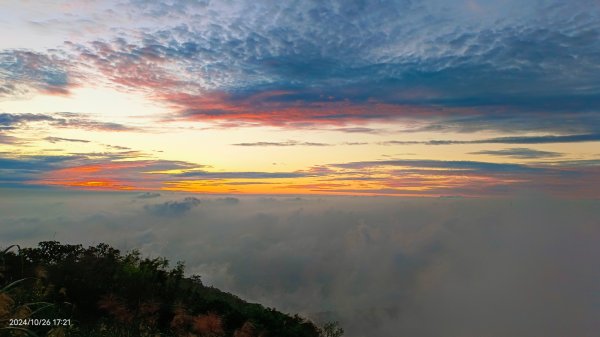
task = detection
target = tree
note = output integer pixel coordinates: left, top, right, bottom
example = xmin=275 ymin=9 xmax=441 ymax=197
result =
xmin=320 ymin=321 xmax=344 ymax=337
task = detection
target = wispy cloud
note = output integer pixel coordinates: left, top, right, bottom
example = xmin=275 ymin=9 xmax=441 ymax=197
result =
xmin=173 ymin=170 xmax=309 ymax=179
xmin=2 ymin=152 xmax=599 ymax=197
xmin=381 ymin=133 xmax=600 ymax=146
xmin=44 ymin=136 xmax=90 ymax=143
xmin=0 ymin=112 xmax=137 ymax=132
xmin=330 ymin=159 xmax=545 ymax=173
xmin=0 ymin=134 xmax=20 ymax=144
xmin=333 ymin=127 xmax=382 ymax=134
xmin=0 ymin=153 xmax=200 ymax=189
xmin=232 ymin=140 xmax=330 ymax=147
xmin=470 ymin=148 xmax=562 ymax=159
xmin=0 ymin=113 xmax=55 ymax=126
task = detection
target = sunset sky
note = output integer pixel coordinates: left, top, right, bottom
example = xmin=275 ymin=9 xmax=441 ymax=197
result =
xmin=2 ymin=0 xmax=600 ymax=197
xmin=2 ymin=3 xmax=600 ymax=336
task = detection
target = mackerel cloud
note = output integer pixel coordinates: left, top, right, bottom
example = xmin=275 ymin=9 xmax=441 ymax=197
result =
xmin=2 ymin=0 xmax=600 ymax=131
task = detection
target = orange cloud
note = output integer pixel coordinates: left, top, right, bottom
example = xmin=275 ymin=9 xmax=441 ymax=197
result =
xmin=162 ymin=91 xmax=465 ymax=126
xmin=24 ymin=156 xmax=600 ymax=198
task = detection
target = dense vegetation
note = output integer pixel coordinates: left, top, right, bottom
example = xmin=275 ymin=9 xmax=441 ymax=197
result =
xmin=0 ymin=242 xmax=343 ymax=337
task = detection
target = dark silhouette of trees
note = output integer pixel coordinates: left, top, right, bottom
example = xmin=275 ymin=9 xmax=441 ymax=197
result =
xmin=0 ymin=241 xmax=338 ymax=337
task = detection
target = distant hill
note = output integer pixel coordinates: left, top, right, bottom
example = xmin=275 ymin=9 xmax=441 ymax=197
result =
xmin=0 ymin=241 xmax=343 ymax=337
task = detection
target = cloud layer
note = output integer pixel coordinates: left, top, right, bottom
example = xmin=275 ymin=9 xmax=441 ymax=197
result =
xmin=3 ymin=0 xmax=600 ymax=132
xmin=0 ymin=191 xmax=597 ymax=337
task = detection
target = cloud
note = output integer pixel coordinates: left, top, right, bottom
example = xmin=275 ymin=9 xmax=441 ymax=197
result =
xmin=0 ymin=134 xmax=20 ymax=144
xmin=232 ymin=140 xmax=330 ymax=147
xmin=382 ymin=133 xmax=600 ymax=145
xmin=174 ymin=170 xmax=309 ymax=179
xmin=476 ymin=133 xmax=600 ymax=144
xmin=44 ymin=136 xmax=90 ymax=143
xmin=104 ymin=144 xmax=132 ymax=151
xmin=0 ymin=154 xmax=86 ymax=187
xmin=1 ymin=0 xmax=599 ymax=196
xmin=470 ymin=148 xmax=562 ymax=159
xmin=15 ymin=0 xmax=591 ymax=132
xmin=50 ymin=112 xmax=138 ymax=132
xmin=136 ymin=192 xmax=161 ymax=199
xmin=143 ymin=197 xmax=201 ymax=216
xmin=35 ymin=159 xmax=201 ymax=190
xmin=0 ymin=113 xmax=137 ymax=133
xmin=0 ymin=154 xmax=84 ymax=171
xmin=0 ymin=192 xmax=598 ymax=337
xmin=0 ymin=50 xmax=74 ymax=97
xmin=407 ymin=112 xmax=600 ymax=134
xmin=2 ymin=152 xmax=599 ymax=197
xmin=165 ymin=91 xmax=421 ymax=127
xmin=333 ymin=127 xmax=382 ymax=134
xmin=213 ymin=197 xmax=240 ymax=205
xmin=330 ymin=159 xmax=544 ymax=174
xmin=0 ymin=113 xmax=55 ymax=126
xmin=0 ymin=153 xmax=203 ymax=190
xmin=316 ymin=158 xmax=600 ymax=197
xmin=342 ymin=142 xmax=368 ymax=146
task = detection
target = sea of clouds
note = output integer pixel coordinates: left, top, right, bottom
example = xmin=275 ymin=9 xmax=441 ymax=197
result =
xmin=1 ymin=189 xmax=598 ymax=337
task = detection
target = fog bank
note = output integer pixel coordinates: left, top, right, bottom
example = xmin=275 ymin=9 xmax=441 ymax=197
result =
xmin=1 ymin=189 xmax=598 ymax=337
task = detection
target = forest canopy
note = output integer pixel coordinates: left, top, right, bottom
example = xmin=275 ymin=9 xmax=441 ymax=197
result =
xmin=0 ymin=242 xmax=343 ymax=337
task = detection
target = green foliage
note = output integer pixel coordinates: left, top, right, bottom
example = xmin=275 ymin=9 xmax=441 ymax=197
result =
xmin=319 ymin=321 xmax=344 ymax=337
xmin=1 ymin=241 xmax=331 ymax=337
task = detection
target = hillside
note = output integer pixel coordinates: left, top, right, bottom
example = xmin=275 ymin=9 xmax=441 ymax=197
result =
xmin=0 ymin=242 xmax=343 ymax=337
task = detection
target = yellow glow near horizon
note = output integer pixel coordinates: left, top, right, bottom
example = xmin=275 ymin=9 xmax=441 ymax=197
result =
xmin=1 ymin=86 xmax=170 ymax=118
xmin=2 ymin=85 xmax=599 ymax=197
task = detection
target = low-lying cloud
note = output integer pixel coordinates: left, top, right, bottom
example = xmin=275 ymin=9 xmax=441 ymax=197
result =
xmin=144 ymin=196 xmax=201 ymax=216
xmin=0 ymin=190 xmax=598 ymax=337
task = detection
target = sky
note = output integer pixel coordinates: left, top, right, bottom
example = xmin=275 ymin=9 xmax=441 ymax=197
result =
xmin=1 ymin=2 xmax=600 ymax=336
xmin=1 ymin=0 xmax=600 ymax=197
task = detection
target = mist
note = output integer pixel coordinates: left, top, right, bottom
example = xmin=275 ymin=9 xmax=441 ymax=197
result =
xmin=1 ymin=188 xmax=598 ymax=337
